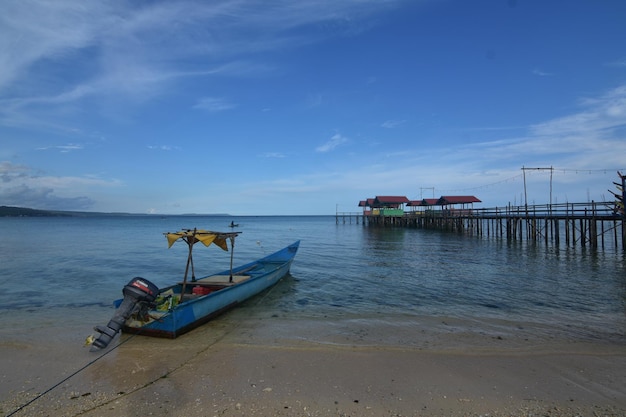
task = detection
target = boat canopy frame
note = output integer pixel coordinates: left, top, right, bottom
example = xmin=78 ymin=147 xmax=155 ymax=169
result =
xmin=164 ymin=228 xmax=241 ymax=301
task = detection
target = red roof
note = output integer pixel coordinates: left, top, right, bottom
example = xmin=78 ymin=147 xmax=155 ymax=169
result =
xmin=407 ymin=199 xmax=439 ymax=206
xmin=360 ymin=195 xmax=480 ymax=208
xmin=421 ymin=198 xmax=440 ymax=206
xmin=359 ymin=196 xmax=409 ymax=208
xmin=374 ymin=196 xmax=409 ymax=205
xmin=437 ymin=196 xmax=481 ymax=205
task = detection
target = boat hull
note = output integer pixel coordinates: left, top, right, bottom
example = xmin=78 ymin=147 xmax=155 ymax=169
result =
xmin=122 ymin=240 xmax=299 ymax=338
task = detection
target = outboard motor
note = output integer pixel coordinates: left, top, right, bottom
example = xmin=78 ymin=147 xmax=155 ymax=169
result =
xmin=90 ymin=277 xmax=159 ymax=351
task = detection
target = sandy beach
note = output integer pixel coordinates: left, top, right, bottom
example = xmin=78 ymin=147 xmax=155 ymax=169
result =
xmin=1 ymin=311 xmax=625 ymax=417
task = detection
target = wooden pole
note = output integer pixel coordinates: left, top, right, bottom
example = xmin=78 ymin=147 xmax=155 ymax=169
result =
xmin=555 ymin=219 xmax=560 ymax=247
xmin=617 ymin=171 xmax=626 ymax=251
xmin=229 ymin=236 xmax=236 ymax=282
xmin=180 ymin=238 xmax=194 ymax=303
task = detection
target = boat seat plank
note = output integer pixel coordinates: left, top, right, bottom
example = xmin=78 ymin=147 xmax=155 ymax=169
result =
xmin=181 ymin=275 xmax=251 ymax=286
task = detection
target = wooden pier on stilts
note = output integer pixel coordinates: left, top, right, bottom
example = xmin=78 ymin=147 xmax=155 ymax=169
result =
xmin=343 ymin=172 xmax=626 ymax=251
xmin=335 ymin=211 xmax=363 ymax=225
xmin=352 ymin=201 xmax=625 ymax=251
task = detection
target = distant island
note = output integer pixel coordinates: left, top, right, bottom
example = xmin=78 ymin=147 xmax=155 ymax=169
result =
xmin=0 ymin=206 xmax=72 ymax=217
xmin=0 ymin=206 xmax=231 ymax=217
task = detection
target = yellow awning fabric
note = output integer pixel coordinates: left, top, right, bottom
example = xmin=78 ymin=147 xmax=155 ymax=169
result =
xmin=165 ymin=229 xmax=239 ymax=250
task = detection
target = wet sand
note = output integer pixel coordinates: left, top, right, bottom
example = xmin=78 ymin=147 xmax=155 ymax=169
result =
xmin=2 ymin=313 xmax=626 ymax=417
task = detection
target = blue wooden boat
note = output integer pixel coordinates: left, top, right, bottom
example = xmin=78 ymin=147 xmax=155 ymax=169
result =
xmin=90 ymin=229 xmax=299 ymax=350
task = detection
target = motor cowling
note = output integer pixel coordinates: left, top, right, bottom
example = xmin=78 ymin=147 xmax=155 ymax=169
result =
xmin=90 ymin=277 xmax=159 ymax=351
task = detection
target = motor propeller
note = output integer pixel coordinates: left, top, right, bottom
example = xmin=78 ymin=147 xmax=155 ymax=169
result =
xmin=90 ymin=277 xmax=159 ymax=352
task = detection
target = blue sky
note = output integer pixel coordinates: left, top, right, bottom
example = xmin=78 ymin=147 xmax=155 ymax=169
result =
xmin=1 ymin=0 xmax=625 ymax=215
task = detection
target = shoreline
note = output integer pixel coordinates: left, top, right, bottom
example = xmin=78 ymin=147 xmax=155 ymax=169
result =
xmin=2 ymin=314 xmax=626 ymax=416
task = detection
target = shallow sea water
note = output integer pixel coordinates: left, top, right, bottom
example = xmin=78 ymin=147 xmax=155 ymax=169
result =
xmin=1 ymin=215 xmax=624 ymax=347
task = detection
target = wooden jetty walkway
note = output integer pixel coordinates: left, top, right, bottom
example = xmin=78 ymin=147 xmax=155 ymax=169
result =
xmin=337 ymin=201 xmax=626 ymax=251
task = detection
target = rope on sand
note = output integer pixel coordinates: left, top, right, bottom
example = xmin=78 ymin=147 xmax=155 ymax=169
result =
xmin=5 ymin=332 xmax=139 ymax=417
xmin=6 ymin=278 xmax=286 ymax=416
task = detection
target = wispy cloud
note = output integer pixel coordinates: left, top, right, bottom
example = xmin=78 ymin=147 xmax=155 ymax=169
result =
xmin=0 ymin=0 xmax=401 ymax=127
xmin=0 ymin=184 xmax=95 ymax=210
xmin=36 ymin=143 xmax=84 ymax=153
xmin=444 ymin=84 xmax=626 ymax=171
xmin=259 ymin=152 xmax=286 ymax=158
xmin=316 ymin=133 xmax=348 ymax=152
xmin=300 ymin=84 xmax=626 ymax=204
xmin=605 ymin=58 xmax=626 ymax=68
xmin=0 ymin=160 xmax=120 ymax=210
xmin=0 ymin=161 xmax=31 ymax=183
xmin=530 ymin=85 xmax=626 ymax=137
xmin=193 ymin=97 xmax=236 ymax=112
xmin=532 ymin=68 xmax=553 ymax=77
xmin=147 ymin=145 xmax=180 ymax=151
xmin=381 ymin=119 xmax=405 ymax=128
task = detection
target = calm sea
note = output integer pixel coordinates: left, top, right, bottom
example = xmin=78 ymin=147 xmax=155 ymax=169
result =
xmin=1 ymin=215 xmax=625 ymax=346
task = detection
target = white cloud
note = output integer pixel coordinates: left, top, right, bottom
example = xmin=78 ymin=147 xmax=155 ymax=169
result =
xmin=532 ymin=68 xmax=553 ymax=77
xmin=530 ymin=85 xmax=626 ymax=138
xmin=0 ymin=1 xmax=109 ymax=91
xmin=316 ymin=133 xmax=348 ymax=152
xmin=36 ymin=143 xmax=84 ymax=153
xmin=0 ymin=161 xmax=30 ymax=182
xmin=0 ymin=160 xmax=121 ymax=210
xmin=259 ymin=152 xmax=286 ymax=158
xmin=147 ymin=145 xmax=180 ymax=151
xmin=193 ymin=97 xmax=236 ymax=112
xmin=0 ymin=0 xmax=403 ymax=127
xmin=0 ymin=184 xmax=95 ymax=210
xmin=381 ymin=119 xmax=406 ymax=128
xmin=302 ymin=84 xmax=626 ymax=207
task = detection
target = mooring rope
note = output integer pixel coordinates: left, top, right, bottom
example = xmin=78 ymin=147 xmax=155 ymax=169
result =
xmin=5 ymin=330 xmax=141 ymax=417
xmin=5 ymin=294 xmax=179 ymax=417
xmin=73 ymin=280 xmax=286 ymax=416
xmin=5 ymin=273 xmax=288 ymax=417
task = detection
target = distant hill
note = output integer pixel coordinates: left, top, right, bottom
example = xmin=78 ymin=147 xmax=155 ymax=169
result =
xmin=0 ymin=206 xmax=232 ymax=217
xmin=0 ymin=206 xmax=72 ymax=217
